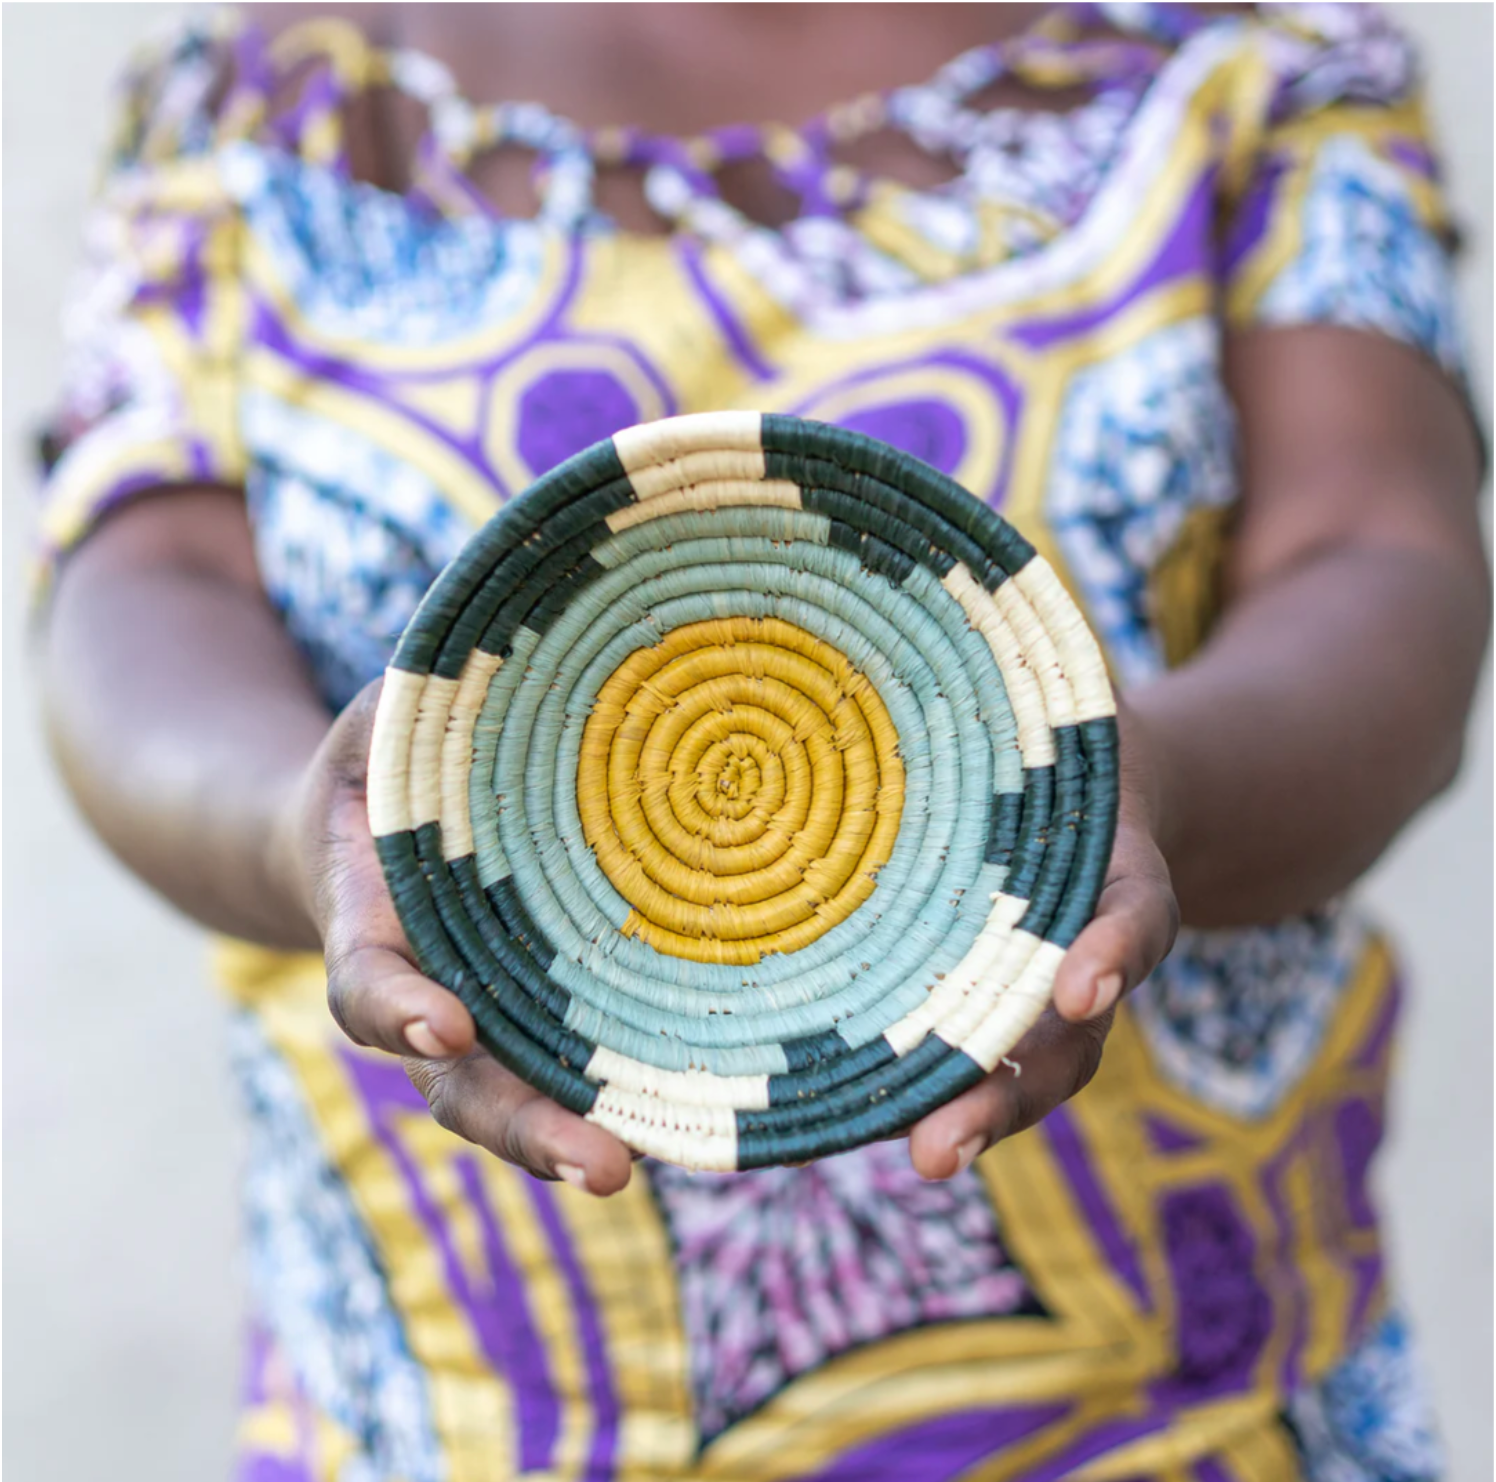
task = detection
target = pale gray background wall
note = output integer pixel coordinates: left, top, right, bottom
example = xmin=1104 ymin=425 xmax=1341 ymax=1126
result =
xmin=4 ymin=4 xmax=1491 ymax=1479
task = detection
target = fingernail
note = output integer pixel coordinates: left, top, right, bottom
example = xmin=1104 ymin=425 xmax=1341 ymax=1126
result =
xmin=1091 ymin=972 xmax=1124 ymax=1016
xmin=404 ymin=1019 xmax=451 ymax=1058
xmin=555 ymin=1163 xmax=590 ymax=1193
xmin=954 ymin=1135 xmax=985 ymax=1176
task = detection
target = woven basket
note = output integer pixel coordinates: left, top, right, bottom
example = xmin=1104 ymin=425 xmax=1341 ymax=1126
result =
xmin=369 ymin=412 xmax=1118 ymax=1171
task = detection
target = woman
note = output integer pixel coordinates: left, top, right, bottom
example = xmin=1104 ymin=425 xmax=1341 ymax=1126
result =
xmin=35 ymin=3 xmax=1487 ymax=1478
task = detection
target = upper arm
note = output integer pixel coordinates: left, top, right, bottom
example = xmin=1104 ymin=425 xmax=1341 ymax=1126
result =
xmin=1222 ymin=324 xmax=1487 ymax=603
xmin=40 ymin=486 xmax=268 ymax=707
xmin=1211 ymin=322 xmax=1490 ymax=811
xmin=48 ymin=485 xmax=263 ymax=604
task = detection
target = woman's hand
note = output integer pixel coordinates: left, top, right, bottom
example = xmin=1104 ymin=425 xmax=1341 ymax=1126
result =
xmin=906 ymin=699 xmax=1179 ymax=1180
xmin=275 ymin=678 xmax=637 ymax=1196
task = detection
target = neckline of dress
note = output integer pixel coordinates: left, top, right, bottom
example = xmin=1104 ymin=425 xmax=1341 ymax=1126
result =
xmin=210 ymin=2 xmax=1213 ymax=234
xmin=193 ymin=3 xmax=1265 ymax=335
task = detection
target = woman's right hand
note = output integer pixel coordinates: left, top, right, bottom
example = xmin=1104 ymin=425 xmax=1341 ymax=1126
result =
xmin=275 ymin=677 xmax=636 ymax=1196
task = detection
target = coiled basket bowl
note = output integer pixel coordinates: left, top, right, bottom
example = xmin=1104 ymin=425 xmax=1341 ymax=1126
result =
xmin=369 ymin=412 xmax=1118 ymax=1171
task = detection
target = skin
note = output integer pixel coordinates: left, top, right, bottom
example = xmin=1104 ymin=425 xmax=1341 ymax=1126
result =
xmin=39 ymin=7 xmax=1489 ymax=1196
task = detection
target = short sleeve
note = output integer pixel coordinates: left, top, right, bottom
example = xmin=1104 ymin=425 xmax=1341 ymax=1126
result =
xmin=31 ymin=16 xmax=249 ymax=603
xmin=1220 ymin=4 xmax=1470 ymax=389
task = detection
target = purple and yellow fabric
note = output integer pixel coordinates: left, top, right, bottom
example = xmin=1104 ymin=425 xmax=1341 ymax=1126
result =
xmin=37 ymin=4 xmax=1464 ymax=1479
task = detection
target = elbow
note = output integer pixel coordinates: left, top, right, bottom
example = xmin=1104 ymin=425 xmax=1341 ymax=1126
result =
xmin=1424 ymin=727 xmax=1474 ymax=806
xmin=1420 ymin=557 xmax=1491 ymax=807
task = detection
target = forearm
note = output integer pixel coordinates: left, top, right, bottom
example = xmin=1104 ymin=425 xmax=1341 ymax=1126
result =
xmin=1131 ymin=540 xmax=1489 ymax=928
xmin=38 ymin=493 xmax=332 ymax=949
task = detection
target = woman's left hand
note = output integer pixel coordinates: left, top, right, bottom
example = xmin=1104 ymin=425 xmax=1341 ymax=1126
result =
xmin=907 ymin=699 xmax=1178 ymax=1180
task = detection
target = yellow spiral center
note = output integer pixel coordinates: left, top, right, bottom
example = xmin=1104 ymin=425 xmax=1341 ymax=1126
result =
xmin=578 ymin=617 xmax=905 ymax=965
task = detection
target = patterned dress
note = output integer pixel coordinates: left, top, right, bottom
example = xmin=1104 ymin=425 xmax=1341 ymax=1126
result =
xmin=36 ymin=5 xmax=1471 ymax=1479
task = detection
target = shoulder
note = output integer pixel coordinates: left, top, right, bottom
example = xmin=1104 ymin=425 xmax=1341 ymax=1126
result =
xmin=1110 ymin=4 xmax=1421 ymax=108
xmin=104 ymin=5 xmax=415 ymax=180
xmin=1255 ymin=4 xmax=1420 ymax=108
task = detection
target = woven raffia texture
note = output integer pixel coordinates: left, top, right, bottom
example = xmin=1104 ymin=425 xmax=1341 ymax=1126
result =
xmin=369 ymin=412 xmax=1118 ymax=1170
